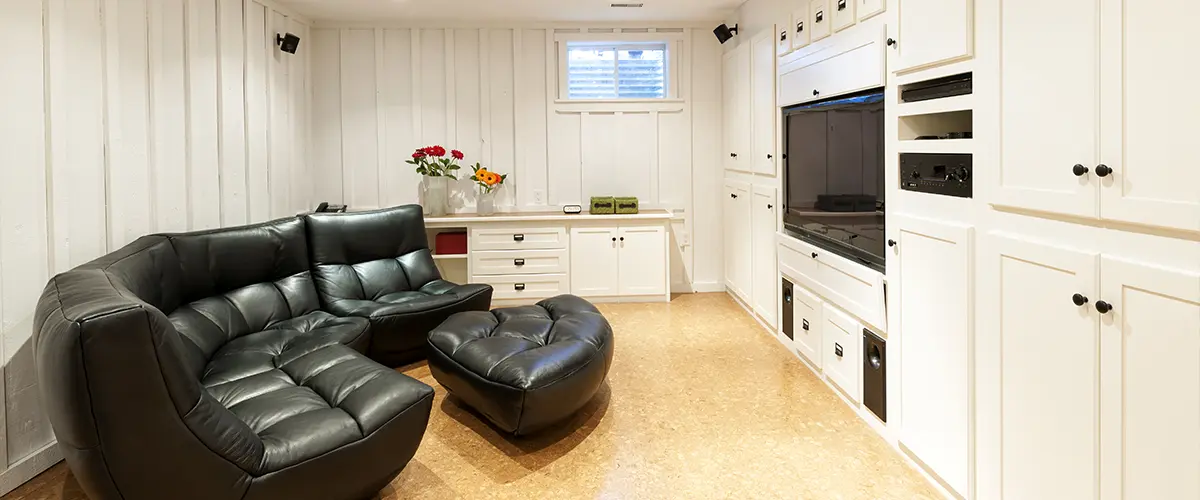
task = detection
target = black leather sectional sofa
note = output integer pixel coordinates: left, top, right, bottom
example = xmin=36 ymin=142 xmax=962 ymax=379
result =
xmin=33 ymin=205 xmax=492 ymax=500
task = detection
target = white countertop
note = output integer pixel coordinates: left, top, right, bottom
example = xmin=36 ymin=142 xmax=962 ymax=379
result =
xmin=424 ymin=209 xmax=674 ymax=225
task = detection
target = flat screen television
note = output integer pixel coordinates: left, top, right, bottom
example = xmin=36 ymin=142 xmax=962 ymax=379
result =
xmin=782 ymin=89 xmax=886 ymax=273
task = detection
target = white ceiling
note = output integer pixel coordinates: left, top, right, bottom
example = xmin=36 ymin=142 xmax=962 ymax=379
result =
xmin=280 ymin=0 xmax=745 ymax=24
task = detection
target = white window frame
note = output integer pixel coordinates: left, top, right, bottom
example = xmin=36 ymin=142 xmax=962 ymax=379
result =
xmin=555 ymin=32 xmax=684 ymax=104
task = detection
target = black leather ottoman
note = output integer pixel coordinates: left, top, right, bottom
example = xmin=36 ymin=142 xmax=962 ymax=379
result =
xmin=427 ymin=295 xmax=614 ymax=435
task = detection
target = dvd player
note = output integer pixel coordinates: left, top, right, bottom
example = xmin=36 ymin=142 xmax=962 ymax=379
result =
xmin=901 ymin=73 xmax=972 ymax=103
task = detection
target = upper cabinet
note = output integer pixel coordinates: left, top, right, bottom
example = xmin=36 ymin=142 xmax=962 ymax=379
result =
xmin=993 ymin=0 xmax=1200 ymax=233
xmin=750 ymin=30 xmax=777 ymax=176
xmin=893 ymin=0 xmax=973 ymax=72
xmin=809 ymin=0 xmax=832 ymax=43
xmin=858 ymin=0 xmax=886 ymax=21
xmin=832 ymin=0 xmax=856 ymax=32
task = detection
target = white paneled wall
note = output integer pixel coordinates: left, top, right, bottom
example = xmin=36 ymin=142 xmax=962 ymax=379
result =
xmin=0 ymin=0 xmax=312 ymax=492
xmin=310 ymin=26 xmax=725 ymax=290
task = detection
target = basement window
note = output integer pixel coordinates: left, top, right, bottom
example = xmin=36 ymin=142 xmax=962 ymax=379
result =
xmin=566 ymin=42 xmax=669 ymax=100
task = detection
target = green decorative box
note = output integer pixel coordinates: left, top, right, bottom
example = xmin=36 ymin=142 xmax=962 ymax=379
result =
xmin=615 ymin=197 xmax=640 ymax=214
xmin=590 ymin=196 xmax=616 ymax=214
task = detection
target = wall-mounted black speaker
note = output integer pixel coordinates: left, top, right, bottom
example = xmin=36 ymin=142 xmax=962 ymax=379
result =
xmin=713 ymin=23 xmax=738 ymax=44
xmin=276 ymin=33 xmax=300 ymax=54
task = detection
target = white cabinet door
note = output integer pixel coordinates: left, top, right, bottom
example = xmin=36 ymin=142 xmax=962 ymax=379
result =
xmin=618 ymin=226 xmax=667 ymax=296
xmin=894 ymin=0 xmax=972 ymax=72
xmin=993 ymin=0 xmax=1099 ymax=219
xmin=792 ymin=285 xmax=824 ymax=367
xmin=723 ymin=44 xmax=752 ymax=173
xmin=750 ymin=31 xmax=777 ymax=176
xmin=858 ymin=0 xmax=885 ymax=21
xmin=981 ymin=233 xmax=1100 ymax=500
xmin=777 ymin=18 xmax=792 ymax=57
xmin=569 ymin=227 xmax=620 ymax=297
xmin=792 ymin=8 xmax=811 ymax=50
xmin=1098 ymin=257 xmax=1200 ymax=500
xmin=1098 ymin=0 xmax=1200 ymax=233
xmin=752 ymin=186 xmax=778 ymax=325
xmin=895 ymin=215 xmax=973 ymax=497
xmin=724 ymin=182 xmax=753 ymax=301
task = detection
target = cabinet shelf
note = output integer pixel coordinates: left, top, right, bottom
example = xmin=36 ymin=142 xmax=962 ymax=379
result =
xmin=897 ymin=94 xmax=974 ymax=117
xmin=432 ymin=254 xmax=468 ymax=260
xmin=898 ymin=139 xmax=974 ymax=154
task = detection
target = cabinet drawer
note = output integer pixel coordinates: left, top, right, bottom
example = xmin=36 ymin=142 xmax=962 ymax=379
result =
xmin=471 ymin=226 xmax=567 ymax=251
xmin=472 ymin=249 xmax=568 ymax=276
xmin=779 ymin=237 xmax=819 ymax=283
xmin=792 ymin=8 xmax=811 ymax=50
xmin=793 ymin=285 xmax=824 ymax=368
xmin=779 ymin=27 xmax=884 ymax=106
xmin=823 ymin=304 xmax=862 ymax=403
xmin=809 ymin=0 xmax=832 ymax=42
xmin=473 ymin=274 xmax=568 ymax=301
xmin=832 ymin=0 xmax=855 ymax=32
xmin=777 ymin=18 xmax=793 ymax=56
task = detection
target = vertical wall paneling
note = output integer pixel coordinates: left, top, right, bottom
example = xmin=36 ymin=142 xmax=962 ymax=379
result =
xmin=267 ymin=10 xmax=291 ymax=217
xmin=380 ymin=29 xmax=418 ymax=208
xmin=243 ymin=1 xmax=270 ymax=221
xmin=186 ymin=0 xmax=222 ymax=229
xmin=373 ymin=29 xmax=387 ymax=209
xmin=289 ymin=19 xmax=310 ymax=213
xmin=218 ymin=0 xmax=249 ymax=224
xmin=149 ymin=0 xmax=190 ymax=233
xmin=310 ymin=28 xmax=343 ymax=204
xmin=1 ymin=0 xmax=51 ymax=469
xmin=339 ymin=29 xmax=380 ymax=209
xmin=47 ymin=0 xmax=107 ymax=273
xmin=452 ymin=29 xmax=480 ymax=208
xmin=690 ymin=29 xmax=724 ymax=288
xmin=515 ymin=29 xmax=549 ymax=208
xmin=419 ymin=30 xmax=447 ymax=149
xmin=489 ymin=29 xmax=516 ymax=207
xmin=104 ymin=0 xmax=154 ymax=247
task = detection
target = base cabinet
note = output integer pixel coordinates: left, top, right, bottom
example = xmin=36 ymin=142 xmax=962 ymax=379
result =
xmin=979 ymin=233 xmax=1200 ymax=499
xmin=570 ymin=225 xmax=667 ymax=298
xmin=751 ymin=186 xmax=778 ymax=326
xmin=822 ymin=304 xmax=862 ymax=403
xmin=724 ymin=182 xmax=753 ymax=302
xmin=791 ymin=286 xmax=824 ymax=367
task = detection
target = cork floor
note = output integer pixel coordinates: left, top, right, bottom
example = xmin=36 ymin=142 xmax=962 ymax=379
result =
xmin=4 ymin=293 xmax=939 ymax=500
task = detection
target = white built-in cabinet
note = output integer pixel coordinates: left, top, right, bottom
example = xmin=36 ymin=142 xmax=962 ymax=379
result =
xmin=857 ymin=0 xmax=885 ymax=21
xmin=722 ymin=43 xmax=752 ymax=173
xmin=822 ymin=303 xmax=862 ymax=401
xmin=570 ymin=225 xmax=667 ymax=298
xmin=791 ymin=285 xmax=824 ymax=366
xmin=726 ymin=29 xmax=777 ymax=176
xmin=724 ymin=181 xmax=753 ymax=301
xmin=979 ymin=233 xmax=1200 ymax=500
xmin=751 ymin=186 xmax=779 ymax=324
xmin=992 ymin=0 xmax=1200 ymax=233
xmin=893 ymin=0 xmax=973 ymax=72
xmin=894 ymin=215 xmax=973 ymax=497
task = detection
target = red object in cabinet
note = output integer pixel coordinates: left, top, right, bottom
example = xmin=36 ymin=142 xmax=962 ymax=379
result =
xmin=435 ymin=232 xmax=467 ymax=255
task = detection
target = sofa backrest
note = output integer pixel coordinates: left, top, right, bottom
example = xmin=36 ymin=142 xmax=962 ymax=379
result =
xmin=304 ymin=205 xmax=442 ymax=303
xmin=165 ymin=217 xmax=320 ymax=367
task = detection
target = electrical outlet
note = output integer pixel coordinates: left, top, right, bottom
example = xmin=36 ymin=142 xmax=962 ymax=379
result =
xmin=533 ymin=189 xmax=545 ymax=205
xmin=679 ymin=230 xmax=691 ymax=246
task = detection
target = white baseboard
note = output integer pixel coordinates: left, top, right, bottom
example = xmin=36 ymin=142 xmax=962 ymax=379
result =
xmin=0 ymin=441 xmax=61 ymax=496
xmin=689 ymin=281 xmax=726 ymax=293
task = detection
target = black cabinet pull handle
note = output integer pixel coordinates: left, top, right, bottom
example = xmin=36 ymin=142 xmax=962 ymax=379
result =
xmin=886 ymin=38 xmax=897 ymax=47
xmin=1073 ymin=164 xmax=1089 ymax=177
xmin=815 ymin=11 xmax=823 ymax=22
xmin=513 ymin=234 xmax=525 ymax=242
xmin=1072 ymin=293 xmax=1089 ymax=306
xmin=767 ymin=154 xmax=773 ymax=159
xmin=813 ymin=89 xmax=820 ymax=96
xmin=514 ymin=258 xmax=525 ymax=266
xmin=1095 ymin=164 xmax=1112 ymax=177
xmin=1095 ymin=300 xmax=1113 ymax=314
xmin=767 ymin=204 xmax=773 ymax=209
xmin=802 ymin=319 xmax=810 ymax=331
xmin=796 ymin=21 xmax=804 ymax=33
xmin=514 ymin=283 xmax=526 ymax=291
xmin=780 ymin=31 xmax=787 ymax=41
xmin=887 ymin=239 xmax=897 ymax=247
xmin=838 ymin=0 xmax=847 ymax=10
xmin=834 ymin=343 xmax=843 ymax=357
xmin=811 ymin=252 xmax=818 ymax=258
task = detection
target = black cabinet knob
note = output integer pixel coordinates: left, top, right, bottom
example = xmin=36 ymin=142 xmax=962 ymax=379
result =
xmin=1072 ymin=293 xmax=1089 ymax=306
xmin=811 ymin=252 xmax=818 ymax=258
xmin=1073 ymin=164 xmax=1089 ymax=177
xmin=620 ymin=237 xmax=625 ymax=242
xmin=886 ymin=38 xmax=897 ymax=47
xmin=730 ymin=193 xmax=738 ymax=199
xmin=767 ymin=204 xmax=774 ymax=209
xmin=730 ymin=152 xmax=738 ymax=158
xmin=1095 ymin=164 xmax=1112 ymax=177
xmin=813 ymin=89 xmax=820 ymax=96
xmin=887 ymin=239 xmax=897 ymax=247
xmin=1095 ymin=300 xmax=1113 ymax=314
xmin=612 ymin=237 xmax=617 ymax=242
xmin=767 ymin=154 xmax=773 ymax=159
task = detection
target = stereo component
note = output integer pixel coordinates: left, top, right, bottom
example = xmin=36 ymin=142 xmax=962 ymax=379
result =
xmin=900 ymin=153 xmax=973 ymax=198
xmin=900 ymin=72 xmax=972 ymax=103
xmin=781 ymin=278 xmax=794 ymax=341
xmin=862 ymin=329 xmax=887 ymax=422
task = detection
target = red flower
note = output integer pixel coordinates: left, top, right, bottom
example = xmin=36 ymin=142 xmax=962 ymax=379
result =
xmin=430 ymin=146 xmax=446 ymax=157
xmin=412 ymin=151 xmax=426 ymax=159
xmin=451 ymin=150 xmax=464 ymax=160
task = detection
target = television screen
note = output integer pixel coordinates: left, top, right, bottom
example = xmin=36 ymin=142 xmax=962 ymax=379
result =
xmin=783 ymin=89 xmax=886 ymax=272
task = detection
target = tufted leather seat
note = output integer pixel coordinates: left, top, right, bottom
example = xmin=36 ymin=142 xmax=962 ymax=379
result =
xmin=305 ymin=206 xmax=494 ymax=367
xmin=34 ymin=217 xmax=435 ymax=500
xmin=427 ymin=295 xmax=614 ymax=435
